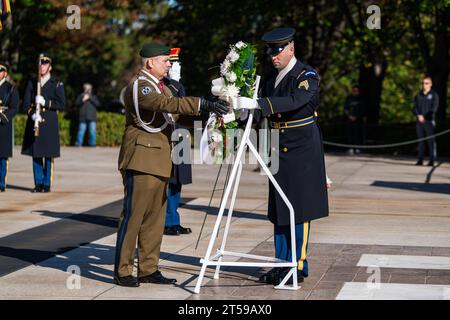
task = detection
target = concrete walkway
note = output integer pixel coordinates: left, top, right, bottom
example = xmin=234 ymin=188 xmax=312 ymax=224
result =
xmin=0 ymin=147 xmax=449 ymax=299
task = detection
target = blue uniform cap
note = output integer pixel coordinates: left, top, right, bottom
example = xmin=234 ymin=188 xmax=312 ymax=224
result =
xmin=261 ymin=27 xmax=295 ymax=56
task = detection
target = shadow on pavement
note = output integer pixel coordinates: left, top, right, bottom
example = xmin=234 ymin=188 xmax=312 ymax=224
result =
xmin=371 ymin=181 xmax=450 ymax=194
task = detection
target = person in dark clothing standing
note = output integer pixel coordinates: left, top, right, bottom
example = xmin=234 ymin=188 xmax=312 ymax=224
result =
xmin=0 ymin=63 xmax=20 ymax=192
xmin=412 ymin=76 xmax=439 ymax=166
xmin=344 ymin=85 xmax=365 ymax=154
xmin=162 ymin=48 xmax=193 ymax=236
xmin=21 ymin=54 xmax=66 ymax=193
xmin=75 ymin=83 xmax=100 ymax=147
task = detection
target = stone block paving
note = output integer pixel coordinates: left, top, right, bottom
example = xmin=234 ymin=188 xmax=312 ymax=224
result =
xmin=1 ymin=148 xmax=450 ymax=299
xmin=189 ymin=243 xmax=450 ymax=300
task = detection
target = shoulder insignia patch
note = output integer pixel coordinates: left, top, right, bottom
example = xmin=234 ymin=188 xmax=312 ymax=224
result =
xmin=142 ymin=86 xmax=152 ymax=95
xmin=304 ymin=71 xmax=317 ymax=76
xmin=298 ymin=80 xmax=309 ymax=90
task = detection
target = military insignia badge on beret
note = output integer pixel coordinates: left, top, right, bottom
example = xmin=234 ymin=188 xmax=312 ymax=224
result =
xmin=298 ymin=80 xmax=309 ymax=90
xmin=142 ymin=86 xmax=152 ymax=95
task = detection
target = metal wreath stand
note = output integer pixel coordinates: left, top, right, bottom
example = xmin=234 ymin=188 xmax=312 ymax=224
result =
xmin=194 ymin=75 xmax=299 ymax=294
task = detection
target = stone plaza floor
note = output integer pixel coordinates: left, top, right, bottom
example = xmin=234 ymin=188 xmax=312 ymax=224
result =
xmin=0 ymin=146 xmax=449 ymax=300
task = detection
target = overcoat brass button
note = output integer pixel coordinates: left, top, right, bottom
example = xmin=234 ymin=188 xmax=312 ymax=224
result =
xmin=283 ymin=147 xmax=288 ymax=152
xmin=277 ymin=113 xmax=282 ymax=118
xmin=281 ymin=129 xmax=285 ymax=133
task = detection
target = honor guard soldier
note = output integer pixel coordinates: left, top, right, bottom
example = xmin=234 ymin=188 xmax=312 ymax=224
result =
xmin=233 ymin=28 xmax=329 ymax=285
xmin=0 ymin=63 xmax=19 ymax=192
xmin=21 ymin=54 xmax=65 ymax=193
xmin=115 ymin=43 xmax=228 ymax=287
xmin=163 ymin=47 xmax=193 ymax=236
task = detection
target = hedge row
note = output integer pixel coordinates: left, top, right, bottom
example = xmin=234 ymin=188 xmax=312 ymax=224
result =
xmin=13 ymin=112 xmax=126 ymax=147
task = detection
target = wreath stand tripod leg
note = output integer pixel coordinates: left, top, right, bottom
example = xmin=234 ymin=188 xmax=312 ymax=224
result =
xmin=214 ymin=160 xmax=243 ymax=279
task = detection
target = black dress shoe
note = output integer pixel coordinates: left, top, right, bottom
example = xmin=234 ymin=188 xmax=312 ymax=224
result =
xmin=0 ymin=187 xmax=5 ymax=192
xmin=177 ymin=225 xmax=192 ymax=234
xmin=164 ymin=226 xmax=180 ymax=236
xmin=415 ymin=160 xmax=423 ymax=166
xmin=41 ymin=186 xmax=51 ymax=193
xmin=258 ymin=268 xmax=281 ymax=284
xmin=31 ymin=185 xmax=43 ymax=193
xmin=114 ymin=275 xmax=140 ymax=287
xmin=139 ymin=270 xmax=177 ymax=284
xmin=427 ymin=161 xmax=434 ymax=167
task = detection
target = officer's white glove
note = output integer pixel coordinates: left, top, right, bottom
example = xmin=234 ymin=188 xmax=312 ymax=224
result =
xmin=211 ymin=77 xmax=226 ymax=97
xmin=31 ymin=112 xmax=43 ymax=123
xmin=35 ymin=95 xmax=46 ymax=106
xmin=232 ymin=97 xmax=260 ymax=110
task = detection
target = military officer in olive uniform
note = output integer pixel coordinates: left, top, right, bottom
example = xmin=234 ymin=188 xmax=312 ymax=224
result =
xmin=233 ymin=28 xmax=329 ymax=285
xmin=115 ymin=43 xmax=228 ymax=287
xmin=21 ymin=54 xmax=65 ymax=193
xmin=0 ymin=63 xmax=19 ymax=192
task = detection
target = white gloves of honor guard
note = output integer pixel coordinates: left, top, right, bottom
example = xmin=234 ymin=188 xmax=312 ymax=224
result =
xmin=232 ymin=96 xmax=260 ymax=110
xmin=31 ymin=112 xmax=42 ymax=123
xmin=211 ymin=77 xmax=260 ymax=110
xmin=35 ymin=95 xmax=46 ymax=106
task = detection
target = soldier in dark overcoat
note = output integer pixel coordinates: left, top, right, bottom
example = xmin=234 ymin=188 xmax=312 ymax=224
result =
xmin=0 ymin=63 xmax=19 ymax=192
xmin=21 ymin=54 xmax=65 ymax=193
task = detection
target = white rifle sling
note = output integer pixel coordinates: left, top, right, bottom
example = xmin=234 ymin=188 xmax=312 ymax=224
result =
xmin=132 ymin=76 xmax=175 ymax=133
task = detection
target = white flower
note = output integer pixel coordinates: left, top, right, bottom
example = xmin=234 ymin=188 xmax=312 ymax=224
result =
xmin=226 ymin=49 xmax=239 ymax=63
xmin=220 ymin=60 xmax=231 ymax=76
xmin=235 ymin=41 xmax=246 ymax=49
xmin=225 ymin=71 xmax=237 ymax=83
xmin=224 ymin=84 xmax=239 ymax=97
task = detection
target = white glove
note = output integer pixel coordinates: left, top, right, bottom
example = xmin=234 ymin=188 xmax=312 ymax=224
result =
xmin=31 ymin=112 xmax=42 ymax=123
xmin=211 ymin=77 xmax=226 ymax=96
xmin=35 ymin=95 xmax=46 ymax=106
xmin=232 ymin=97 xmax=260 ymax=110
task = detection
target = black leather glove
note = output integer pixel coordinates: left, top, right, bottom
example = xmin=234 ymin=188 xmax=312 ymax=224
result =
xmin=200 ymin=97 xmax=229 ymax=116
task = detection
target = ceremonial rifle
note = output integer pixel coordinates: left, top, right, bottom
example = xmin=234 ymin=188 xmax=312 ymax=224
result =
xmin=34 ymin=53 xmax=44 ymax=136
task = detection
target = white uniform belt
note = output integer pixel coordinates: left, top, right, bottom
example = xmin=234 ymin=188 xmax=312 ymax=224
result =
xmin=132 ymin=76 xmax=174 ymax=133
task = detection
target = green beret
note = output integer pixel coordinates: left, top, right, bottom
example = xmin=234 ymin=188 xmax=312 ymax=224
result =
xmin=139 ymin=43 xmax=171 ymax=58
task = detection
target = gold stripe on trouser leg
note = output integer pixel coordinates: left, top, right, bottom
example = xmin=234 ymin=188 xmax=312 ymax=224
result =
xmin=137 ymin=175 xmax=168 ymax=277
xmin=298 ymin=222 xmax=309 ymax=270
xmin=50 ymin=159 xmax=54 ymax=187
xmin=5 ymin=159 xmax=9 ymax=187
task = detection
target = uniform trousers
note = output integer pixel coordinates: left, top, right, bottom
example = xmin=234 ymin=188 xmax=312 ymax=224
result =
xmin=274 ymin=221 xmax=310 ymax=277
xmin=0 ymin=158 xmax=8 ymax=188
xmin=114 ymin=170 xmax=168 ymax=277
xmin=33 ymin=157 xmax=53 ymax=187
xmin=165 ymin=182 xmax=182 ymax=227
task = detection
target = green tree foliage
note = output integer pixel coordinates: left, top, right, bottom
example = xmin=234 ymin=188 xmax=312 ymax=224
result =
xmin=1 ymin=0 xmax=448 ymax=149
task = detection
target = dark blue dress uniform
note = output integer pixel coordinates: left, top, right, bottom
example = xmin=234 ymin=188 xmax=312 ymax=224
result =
xmin=21 ymin=71 xmax=65 ymax=192
xmin=257 ymin=28 xmax=329 ymax=281
xmin=0 ymin=66 xmax=20 ymax=192
xmin=163 ymin=77 xmax=193 ymax=231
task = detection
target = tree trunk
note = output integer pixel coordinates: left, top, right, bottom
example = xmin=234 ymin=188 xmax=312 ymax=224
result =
xmin=427 ymin=8 xmax=449 ymax=124
xmin=358 ymin=59 xmax=387 ymax=125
